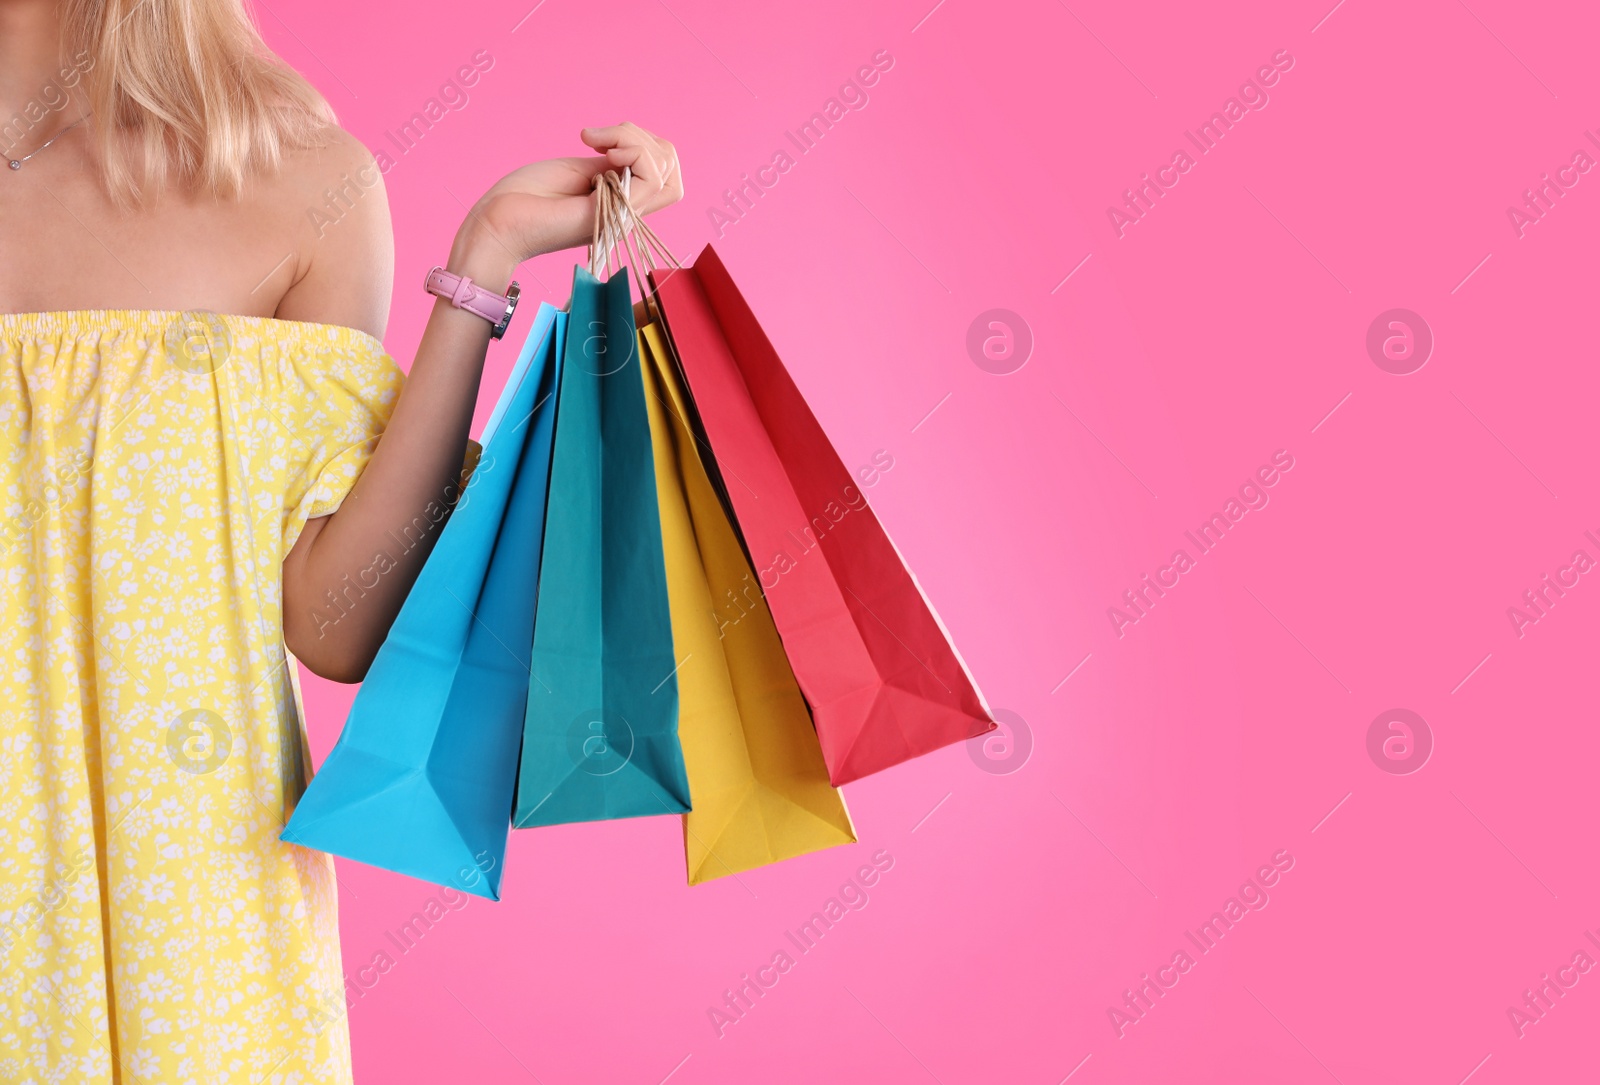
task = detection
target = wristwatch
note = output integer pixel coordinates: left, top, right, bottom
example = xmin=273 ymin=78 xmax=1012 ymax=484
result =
xmin=424 ymin=266 xmax=520 ymax=339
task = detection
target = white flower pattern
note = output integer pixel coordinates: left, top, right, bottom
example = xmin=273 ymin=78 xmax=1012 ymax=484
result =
xmin=0 ymin=310 xmax=404 ymax=1084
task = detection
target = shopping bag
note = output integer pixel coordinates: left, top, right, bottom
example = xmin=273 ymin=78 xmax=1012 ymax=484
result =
xmin=650 ymin=248 xmax=995 ymax=785
xmin=639 ymin=319 xmax=856 ymax=884
xmin=281 ymin=303 xmax=566 ymax=900
xmin=512 ymin=260 xmax=690 ymax=827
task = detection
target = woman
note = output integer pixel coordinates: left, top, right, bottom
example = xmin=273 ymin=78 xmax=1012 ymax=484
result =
xmin=0 ymin=0 xmax=681 ymax=1079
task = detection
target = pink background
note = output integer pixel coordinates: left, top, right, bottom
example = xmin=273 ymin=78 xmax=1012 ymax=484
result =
xmin=269 ymin=0 xmax=1600 ymax=1081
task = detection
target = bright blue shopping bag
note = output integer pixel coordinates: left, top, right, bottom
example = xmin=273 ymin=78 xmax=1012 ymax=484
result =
xmin=512 ymin=266 xmax=690 ymax=827
xmin=282 ymin=304 xmax=566 ymax=900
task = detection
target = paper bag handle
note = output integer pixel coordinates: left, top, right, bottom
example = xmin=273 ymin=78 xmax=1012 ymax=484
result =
xmin=588 ymin=169 xmax=681 ymax=297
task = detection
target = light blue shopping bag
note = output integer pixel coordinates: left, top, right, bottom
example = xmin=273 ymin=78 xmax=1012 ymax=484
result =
xmin=282 ymin=303 xmax=565 ymax=900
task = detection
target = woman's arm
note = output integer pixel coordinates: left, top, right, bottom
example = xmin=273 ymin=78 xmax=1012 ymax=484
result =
xmin=279 ymin=123 xmax=682 ymax=682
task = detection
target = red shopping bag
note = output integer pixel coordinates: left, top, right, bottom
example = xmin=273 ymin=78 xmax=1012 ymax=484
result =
xmin=650 ymin=247 xmax=994 ymax=785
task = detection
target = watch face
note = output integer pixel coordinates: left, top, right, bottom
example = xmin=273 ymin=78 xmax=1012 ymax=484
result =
xmin=494 ymin=282 xmax=521 ymax=339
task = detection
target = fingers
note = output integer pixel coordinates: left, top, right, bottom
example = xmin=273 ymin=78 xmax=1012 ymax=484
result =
xmin=662 ymin=138 xmax=684 ymax=202
xmin=605 ymin=145 xmax=667 ymax=210
xmin=605 ymin=144 xmax=648 ymax=177
xmin=580 ymin=124 xmax=636 ymax=151
xmin=581 ymin=123 xmax=683 ymax=213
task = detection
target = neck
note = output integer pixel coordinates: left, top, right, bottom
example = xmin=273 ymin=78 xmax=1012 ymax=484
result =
xmin=0 ymin=1 xmax=83 ymax=149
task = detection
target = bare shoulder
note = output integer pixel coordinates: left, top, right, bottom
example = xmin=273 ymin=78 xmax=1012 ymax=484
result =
xmin=269 ymin=124 xmax=395 ymax=341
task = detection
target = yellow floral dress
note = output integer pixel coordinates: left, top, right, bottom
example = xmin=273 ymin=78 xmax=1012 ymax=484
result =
xmin=0 ymin=310 xmax=403 ymax=1084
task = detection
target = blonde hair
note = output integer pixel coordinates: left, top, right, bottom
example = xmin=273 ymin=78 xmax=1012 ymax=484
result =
xmin=62 ymin=0 xmax=337 ymax=205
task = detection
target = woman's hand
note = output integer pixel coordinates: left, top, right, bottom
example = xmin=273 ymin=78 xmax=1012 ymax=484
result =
xmin=449 ymin=122 xmax=683 ymax=290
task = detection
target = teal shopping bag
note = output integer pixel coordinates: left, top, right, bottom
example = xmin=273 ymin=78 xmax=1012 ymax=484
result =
xmin=512 ymin=266 xmax=690 ymax=827
xmin=282 ymin=304 xmax=566 ymax=900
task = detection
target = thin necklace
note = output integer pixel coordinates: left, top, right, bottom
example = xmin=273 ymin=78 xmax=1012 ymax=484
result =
xmin=7 ymin=114 xmax=89 ymax=171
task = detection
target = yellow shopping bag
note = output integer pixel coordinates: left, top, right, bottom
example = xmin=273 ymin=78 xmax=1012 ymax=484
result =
xmin=638 ymin=321 xmax=857 ymax=884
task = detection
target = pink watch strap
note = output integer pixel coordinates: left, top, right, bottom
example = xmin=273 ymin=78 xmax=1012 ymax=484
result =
xmin=424 ymin=266 xmax=520 ymax=338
